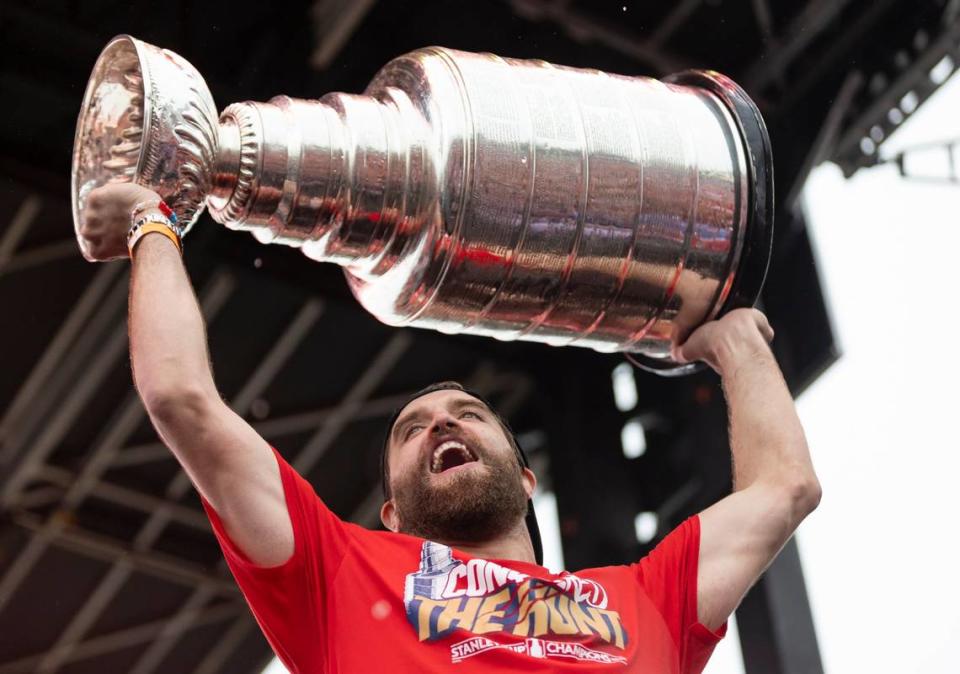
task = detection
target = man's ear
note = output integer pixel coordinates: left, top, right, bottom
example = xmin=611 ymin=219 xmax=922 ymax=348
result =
xmin=380 ymin=499 xmax=400 ymax=532
xmin=521 ymin=467 xmax=537 ymax=499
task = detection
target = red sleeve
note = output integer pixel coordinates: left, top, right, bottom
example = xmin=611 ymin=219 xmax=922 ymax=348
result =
xmin=633 ymin=515 xmax=727 ymax=674
xmin=201 ymin=448 xmax=350 ymax=674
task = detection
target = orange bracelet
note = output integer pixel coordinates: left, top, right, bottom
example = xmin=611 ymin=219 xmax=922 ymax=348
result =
xmin=128 ymin=222 xmax=182 ymax=256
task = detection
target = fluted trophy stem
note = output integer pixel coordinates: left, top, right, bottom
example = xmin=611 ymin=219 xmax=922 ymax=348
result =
xmin=208 ymin=93 xmax=425 ymax=277
xmin=72 ymin=38 xmax=773 ymax=375
xmin=208 ymin=116 xmax=242 ymax=212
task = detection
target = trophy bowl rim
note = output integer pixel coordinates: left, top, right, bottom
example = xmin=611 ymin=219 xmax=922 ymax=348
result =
xmin=71 ymin=34 xmax=155 ymax=243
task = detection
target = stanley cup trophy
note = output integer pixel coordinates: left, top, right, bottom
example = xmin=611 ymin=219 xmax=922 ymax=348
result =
xmin=72 ymin=35 xmax=773 ymax=375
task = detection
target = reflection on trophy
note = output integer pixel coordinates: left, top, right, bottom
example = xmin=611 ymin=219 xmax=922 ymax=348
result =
xmin=72 ymin=35 xmax=773 ymax=373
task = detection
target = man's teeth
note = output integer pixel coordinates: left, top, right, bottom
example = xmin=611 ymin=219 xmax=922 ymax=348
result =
xmin=431 ymin=440 xmax=472 ymax=473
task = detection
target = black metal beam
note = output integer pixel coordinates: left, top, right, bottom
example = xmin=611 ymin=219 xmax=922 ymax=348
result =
xmin=745 ymin=0 xmax=856 ymax=92
xmin=543 ymin=357 xmax=641 ymax=570
xmin=833 ymin=12 xmax=960 ymax=176
xmin=507 ymin=0 xmax=687 ymax=75
xmin=761 ymin=208 xmax=839 ymax=396
xmin=737 ymin=537 xmax=824 ymax=674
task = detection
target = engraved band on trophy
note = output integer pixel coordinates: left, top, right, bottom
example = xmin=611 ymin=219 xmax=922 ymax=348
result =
xmin=72 ymin=35 xmax=773 ymax=375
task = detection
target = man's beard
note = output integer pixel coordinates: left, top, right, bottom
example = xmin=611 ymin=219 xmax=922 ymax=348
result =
xmin=392 ymin=447 xmax=528 ymax=544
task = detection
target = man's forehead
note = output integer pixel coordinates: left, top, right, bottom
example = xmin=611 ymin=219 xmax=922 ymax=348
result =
xmin=393 ymin=389 xmax=487 ymax=423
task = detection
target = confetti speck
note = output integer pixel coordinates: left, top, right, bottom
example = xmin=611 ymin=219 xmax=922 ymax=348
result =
xmin=371 ymin=600 xmax=391 ymax=620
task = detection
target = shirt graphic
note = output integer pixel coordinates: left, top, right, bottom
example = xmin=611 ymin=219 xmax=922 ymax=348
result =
xmin=404 ymin=541 xmax=629 ymax=665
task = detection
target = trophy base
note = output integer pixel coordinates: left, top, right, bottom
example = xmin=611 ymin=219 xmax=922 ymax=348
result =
xmin=625 ymin=353 xmax=706 ymax=378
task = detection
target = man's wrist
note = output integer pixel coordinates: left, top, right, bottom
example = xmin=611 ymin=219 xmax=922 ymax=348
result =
xmin=130 ymin=229 xmax=181 ymax=257
xmin=128 ymin=212 xmax=182 ymax=257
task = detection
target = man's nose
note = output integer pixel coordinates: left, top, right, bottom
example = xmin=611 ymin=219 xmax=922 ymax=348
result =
xmin=429 ymin=414 xmax=458 ymax=433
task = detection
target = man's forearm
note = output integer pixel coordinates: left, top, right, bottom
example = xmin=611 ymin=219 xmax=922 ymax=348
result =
xmin=719 ymin=340 xmax=819 ymax=504
xmin=129 ymin=234 xmax=217 ymax=406
xmin=693 ymin=314 xmax=820 ymax=630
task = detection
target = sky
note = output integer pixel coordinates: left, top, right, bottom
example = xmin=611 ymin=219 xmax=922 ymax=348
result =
xmin=263 ymin=66 xmax=960 ymax=674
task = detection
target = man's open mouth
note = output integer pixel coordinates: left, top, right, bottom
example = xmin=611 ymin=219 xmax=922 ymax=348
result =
xmin=430 ymin=440 xmax=478 ymax=474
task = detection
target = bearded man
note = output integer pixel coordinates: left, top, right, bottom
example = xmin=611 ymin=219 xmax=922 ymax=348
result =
xmin=79 ymin=182 xmax=821 ymax=673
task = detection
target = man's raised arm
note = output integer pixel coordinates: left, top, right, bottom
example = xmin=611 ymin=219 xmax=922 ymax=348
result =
xmin=676 ymin=308 xmax=822 ymax=630
xmin=81 ymin=183 xmax=293 ymax=566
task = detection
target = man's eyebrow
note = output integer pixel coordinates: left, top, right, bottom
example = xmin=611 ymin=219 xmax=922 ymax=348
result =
xmin=451 ymin=398 xmax=487 ymax=413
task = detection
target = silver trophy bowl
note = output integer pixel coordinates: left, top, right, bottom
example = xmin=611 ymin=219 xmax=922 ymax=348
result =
xmin=72 ymin=36 xmax=220 ymax=250
xmin=72 ymin=36 xmax=774 ymax=375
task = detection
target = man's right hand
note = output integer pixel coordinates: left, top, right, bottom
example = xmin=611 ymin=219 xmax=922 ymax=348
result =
xmin=79 ymin=182 xmax=163 ymax=262
xmin=673 ymin=308 xmax=775 ymax=375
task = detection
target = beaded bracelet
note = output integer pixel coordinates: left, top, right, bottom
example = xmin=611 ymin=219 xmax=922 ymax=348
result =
xmin=128 ymin=210 xmax=182 ymax=238
xmin=130 ymin=199 xmax=179 ymax=227
xmin=128 ymin=197 xmax=183 ymax=257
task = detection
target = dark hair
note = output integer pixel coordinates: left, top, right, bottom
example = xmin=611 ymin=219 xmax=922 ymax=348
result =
xmin=380 ymin=381 xmax=523 ymax=499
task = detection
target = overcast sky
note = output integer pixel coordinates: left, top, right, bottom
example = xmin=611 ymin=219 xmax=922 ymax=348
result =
xmin=264 ymin=66 xmax=960 ymax=674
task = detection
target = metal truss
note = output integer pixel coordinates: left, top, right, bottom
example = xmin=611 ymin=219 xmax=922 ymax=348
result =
xmin=310 ymin=0 xmax=379 ymax=69
xmin=784 ymin=70 xmax=864 ymax=210
xmin=744 ymin=0 xmax=858 ymax=92
xmin=506 ymin=0 xmax=687 ymax=75
xmin=0 ymin=602 xmax=245 ymax=674
xmin=0 ymin=194 xmax=75 ymax=279
xmin=23 ymin=298 xmax=324 ymax=673
xmin=0 ymin=195 xmax=41 ymax=276
xmin=833 ymin=4 xmax=960 ymax=175
xmin=7 ymin=510 xmax=238 ymax=594
xmin=868 ymin=137 xmax=960 ymax=185
xmin=109 ymin=392 xmax=412 ymax=469
xmin=0 ymin=262 xmax=127 ymax=468
xmin=14 ymin=394 xmax=420 ymax=522
xmin=0 ymin=271 xmax=238 ymax=617
xmin=0 ymin=239 xmax=86 ymax=278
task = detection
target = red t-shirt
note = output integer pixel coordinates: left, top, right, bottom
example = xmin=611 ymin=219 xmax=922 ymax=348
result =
xmin=203 ymin=451 xmax=725 ymax=673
